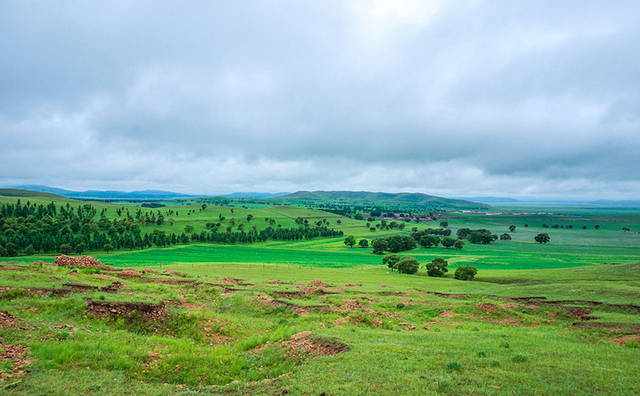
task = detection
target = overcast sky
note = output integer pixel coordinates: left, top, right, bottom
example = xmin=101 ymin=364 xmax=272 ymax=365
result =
xmin=1 ymin=1 xmax=639 ymax=198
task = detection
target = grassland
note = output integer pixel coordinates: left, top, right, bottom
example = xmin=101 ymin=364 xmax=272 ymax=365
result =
xmin=0 ymin=261 xmax=638 ymax=394
xmin=1 ymin=195 xmax=639 ymax=394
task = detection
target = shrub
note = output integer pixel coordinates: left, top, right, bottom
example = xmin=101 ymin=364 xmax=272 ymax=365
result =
xmin=385 ymin=235 xmax=417 ymax=253
xmin=426 ymin=258 xmax=448 ymax=277
xmin=453 ymin=240 xmax=464 ymax=249
xmin=371 ymin=239 xmax=388 ymax=254
xmin=454 ymin=266 xmax=477 ymax=281
xmin=382 ymin=254 xmax=402 ymax=270
xmin=534 ymin=233 xmax=550 ymax=244
xmin=418 ymin=235 xmax=440 ymax=248
xmin=344 ymin=235 xmax=356 ymax=248
xmin=499 ymin=233 xmax=512 ymax=240
xmin=441 ymin=237 xmax=456 ymax=248
xmin=396 ymin=257 xmax=419 ymax=274
xmin=358 ymin=238 xmax=369 ymax=248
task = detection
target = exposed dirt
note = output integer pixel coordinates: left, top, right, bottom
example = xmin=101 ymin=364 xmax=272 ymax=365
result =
xmin=505 ymin=296 xmax=640 ymax=315
xmin=86 ymin=300 xmax=167 ymax=321
xmin=336 ymin=299 xmax=364 ymax=312
xmin=117 ymin=269 xmax=142 ymax=278
xmin=611 ymin=335 xmax=640 ymax=346
xmin=0 ymin=343 xmax=31 ymax=381
xmin=0 ymin=311 xmax=17 ymax=328
xmin=477 ymin=303 xmax=498 ymax=313
xmin=54 ymin=255 xmax=112 ymax=270
xmin=0 ymin=265 xmax=22 ymax=271
xmin=62 ymin=281 xmax=123 ymax=293
xmin=439 ymin=310 xmax=455 ymax=318
xmin=284 ymin=331 xmax=349 ymax=356
xmin=267 ymin=279 xmax=291 ymax=285
xmin=566 ymin=307 xmax=596 ymax=321
xmin=221 ymin=277 xmax=254 ymax=286
xmin=427 ymin=291 xmax=468 ymax=299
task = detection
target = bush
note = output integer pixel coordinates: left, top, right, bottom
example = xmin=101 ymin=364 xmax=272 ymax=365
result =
xmin=454 ymin=240 xmax=464 ymax=249
xmin=499 ymin=233 xmax=512 ymax=240
xmin=385 ymin=235 xmax=417 ymax=253
xmin=534 ymin=233 xmax=550 ymax=244
xmin=371 ymin=239 xmax=387 ymax=254
xmin=382 ymin=254 xmax=402 ymax=270
xmin=426 ymin=258 xmax=448 ymax=277
xmin=396 ymin=257 xmax=419 ymax=274
xmin=454 ymin=266 xmax=477 ymax=281
xmin=344 ymin=235 xmax=356 ymax=248
xmin=358 ymin=238 xmax=369 ymax=248
xmin=418 ymin=235 xmax=440 ymax=248
xmin=441 ymin=237 xmax=456 ymax=248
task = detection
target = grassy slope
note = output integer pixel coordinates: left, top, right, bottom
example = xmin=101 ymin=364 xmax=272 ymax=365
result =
xmin=0 ymin=262 xmax=638 ymax=394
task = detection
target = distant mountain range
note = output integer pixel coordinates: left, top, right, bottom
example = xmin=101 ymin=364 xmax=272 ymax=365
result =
xmin=7 ymin=185 xmax=195 ymax=201
xmin=275 ymin=190 xmax=489 ymax=210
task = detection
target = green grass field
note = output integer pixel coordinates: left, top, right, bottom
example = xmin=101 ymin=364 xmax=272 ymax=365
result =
xmin=0 ymin=261 xmax=638 ymax=394
xmin=1 ymin=195 xmax=639 ymax=394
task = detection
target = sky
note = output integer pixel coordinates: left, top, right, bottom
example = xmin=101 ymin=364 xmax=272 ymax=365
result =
xmin=1 ymin=0 xmax=639 ymax=199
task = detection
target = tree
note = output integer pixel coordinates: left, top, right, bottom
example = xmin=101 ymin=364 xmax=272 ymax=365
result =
xmin=426 ymin=258 xmax=448 ymax=277
xmin=383 ymin=254 xmax=402 ymax=270
xmin=358 ymin=238 xmax=369 ymax=248
xmin=441 ymin=237 xmax=456 ymax=248
xmin=246 ymin=214 xmax=254 ymax=222
xmin=344 ymin=235 xmax=356 ymax=248
xmin=418 ymin=235 xmax=440 ymax=248
xmin=499 ymin=233 xmax=512 ymax=240
xmin=454 ymin=240 xmax=464 ymax=249
xmin=440 ymin=221 xmax=449 ymax=228
xmin=594 ymin=225 xmax=600 ymax=230
xmin=396 ymin=257 xmax=419 ymax=274
xmin=534 ymin=233 xmax=550 ymax=244
xmin=454 ymin=266 xmax=477 ymax=281
xmin=59 ymin=244 xmax=73 ymax=254
xmin=372 ymin=239 xmax=388 ymax=254
xmin=509 ymin=225 xmax=516 ymax=232
xmin=184 ymin=225 xmax=195 ymax=234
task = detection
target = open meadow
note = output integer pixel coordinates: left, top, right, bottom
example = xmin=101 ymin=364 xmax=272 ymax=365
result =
xmin=0 ymin=195 xmax=639 ymax=394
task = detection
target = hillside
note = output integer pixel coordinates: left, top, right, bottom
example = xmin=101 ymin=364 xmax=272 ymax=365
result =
xmin=0 ymin=188 xmax=63 ymax=198
xmin=276 ymin=191 xmax=489 ymax=211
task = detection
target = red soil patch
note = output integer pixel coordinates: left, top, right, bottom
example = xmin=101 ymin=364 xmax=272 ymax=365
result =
xmin=118 ymin=269 xmax=142 ymax=278
xmin=567 ymin=307 xmax=596 ymax=321
xmin=0 ymin=343 xmax=31 ymax=381
xmin=477 ymin=303 xmax=498 ymax=313
xmin=284 ymin=331 xmax=349 ymax=356
xmin=54 ymin=255 xmax=111 ymax=270
xmin=439 ymin=310 xmax=455 ymax=318
xmin=612 ymin=335 xmax=640 ymax=346
xmin=337 ymin=299 xmax=364 ymax=312
xmin=86 ymin=300 xmax=167 ymax=321
xmin=0 ymin=311 xmax=17 ymax=328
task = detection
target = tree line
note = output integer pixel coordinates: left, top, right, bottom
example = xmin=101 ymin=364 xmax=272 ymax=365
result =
xmin=0 ymin=200 xmax=342 ymax=257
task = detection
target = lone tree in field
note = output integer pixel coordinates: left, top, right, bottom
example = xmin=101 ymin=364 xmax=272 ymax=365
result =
xmin=426 ymin=258 xmax=448 ymax=277
xmin=534 ymin=233 xmax=550 ymax=244
xmin=454 ymin=239 xmax=464 ymax=249
xmin=344 ymin=235 xmax=356 ymax=248
xmin=509 ymin=225 xmax=516 ymax=232
xmin=359 ymin=239 xmax=369 ymax=248
xmin=500 ymin=233 xmax=512 ymax=240
xmin=396 ymin=257 xmax=420 ymax=274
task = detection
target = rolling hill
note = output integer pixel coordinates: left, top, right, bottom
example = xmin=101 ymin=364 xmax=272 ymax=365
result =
xmin=276 ymin=190 xmax=489 ymax=211
xmin=0 ymin=188 xmax=64 ymax=198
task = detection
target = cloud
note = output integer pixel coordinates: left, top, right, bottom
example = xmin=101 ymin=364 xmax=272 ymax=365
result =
xmin=1 ymin=0 xmax=639 ymax=198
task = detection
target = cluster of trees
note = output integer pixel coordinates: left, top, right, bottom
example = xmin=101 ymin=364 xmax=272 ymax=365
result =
xmin=0 ymin=200 xmax=342 ymax=256
xmin=456 ymin=228 xmax=498 ymax=244
xmin=371 ymin=235 xmax=417 ymax=254
xmin=383 ymin=255 xmax=477 ymax=280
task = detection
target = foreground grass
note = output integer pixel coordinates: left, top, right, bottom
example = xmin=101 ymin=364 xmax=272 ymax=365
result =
xmin=0 ymin=261 xmax=638 ymax=394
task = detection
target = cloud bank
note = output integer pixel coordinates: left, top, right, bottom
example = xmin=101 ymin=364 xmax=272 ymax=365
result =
xmin=1 ymin=0 xmax=639 ymax=198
